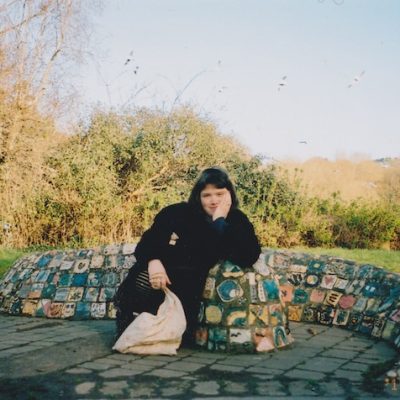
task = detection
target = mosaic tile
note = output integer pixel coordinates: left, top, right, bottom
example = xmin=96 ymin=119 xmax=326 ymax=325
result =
xmin=28 ymin=283 xmax=44 ymax=299
xmin=75 ymin=302 xmax=91 ymax=319
xmin=122 ymin=243 xmax=136 ymax=255
xmin=105 ymin=255 xmax=118 ymax=269
xmin=273 ymin=326 xmax=291 ymax=348
xmin=207 ymin=327 xmax=228 ymax=351
xmin=68 ymin=287 xmax=84 ymax=301
xmin=249 ymin=304 xmax=269 ymax=325
xmin=84 ymin=287 xmax=99 ymax=302
xmin=91 ymin=302 xmax=106 ymax=318
xmin=90 ymin=255 xmax=104 ymax=269
xmin=317 ymin=305 xmax=335 ymax=325
xmin=107 ymin=302 xmax=117 ymax=318
xmin=262 ymin=279 xmax=279 ymax=300
xmin=22 ymin=300 xmax=38 ymax=315
xmin=99 ymin=287 xmax=116 ymax=302
xmin=48 ymin=253 xmax=64 ymax=269
xmin=324 ymin=290 xmax=343 ymax=307
xmin=104 ymin=244 xmax=120 ymax=256
xmin=287 ymin=272 xmax=304 ymax=286
xmin=293 ymin=288 xmax=309 ymax=304
xmin=205 ymin=304 xmax=223 ymax=324
xmin=41 ymin=283 xmax=57 ymax=299
xmin=122 ymin=255 xmax=136 ymax=269
xmin=37 ymin=255 xmax=52 ymax=269
xmin=288 ymin=305 xmax=303 ymax=322
xmin=60 ymin=260 xmax=74 ymax=271
xmin=203 ymin=277 xmax=216 ymax=299
xmin=73 ymin=259 xmax=90 ymax=274
xmin=254 ymin=327 xmax=275 ymax=352
xmin=195 ymin=326 xmax=208 ymax=346
xmin=71 ymin=273 xmax=88 ymax=287
xmin=381 ymin=320 xmax=399 ymax=340
xmin=221 ymin=260 xmax=244 ymax=278
xmin=225 ymin=308 xmax=247 ymax=327
xmin=279 ymin=284 xmax=294 ymax=303
xmin=320 ymin=275 xmax=337 ymax=290
xmin=102 ymin=272 xmax=118 ymax=287
xmin=217 ymin=279 xmax=244 ymax=302
xmin=332 ymin=309 xmax=350 ymax=326
xmin=48 ymin=302 xmax=64 ymax=318
xmin=304 ymin=274 xmax=320 ymax=288
xmin=59 ymin=273 xmax=74 ymax=287
xmin=36 ymin=299 xmax=52 ymax=317
xmin=87 ymin=272 xmax=102 ymax=287
xmin=229 ymin=328 xmax=253 ymax=352
xmin=347 ymin=312 xmax=363 ymax=330
xmin=54 ymin=287 xmax=70 ymax=302
xmin=338 ymin=294 xmax=356 ymax=310
xmin=269 ymin=304 xmax=283 ymax=326
xmin=34 ymin=270 xmax=51 ymax=283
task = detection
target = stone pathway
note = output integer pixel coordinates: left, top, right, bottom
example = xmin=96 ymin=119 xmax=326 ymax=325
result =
xmin=0 ymin=315 xmax=399 ymax=399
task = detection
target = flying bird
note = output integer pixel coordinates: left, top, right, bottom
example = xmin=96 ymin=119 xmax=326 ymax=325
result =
xmin=278 ymin=76 xmax=287 ymax=91
xmin=348 ymin=70 xmax=365 ymax=88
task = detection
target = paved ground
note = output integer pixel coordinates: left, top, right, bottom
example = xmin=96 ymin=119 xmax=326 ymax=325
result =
xmin=0 ymin=315 xmax=399 ymax=399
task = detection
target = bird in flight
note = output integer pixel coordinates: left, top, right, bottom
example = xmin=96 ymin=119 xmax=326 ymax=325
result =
xmin=278 ymin=76 xmax=287 ymax=91
xmin=348 ymin=70 xmax=365 ymax=88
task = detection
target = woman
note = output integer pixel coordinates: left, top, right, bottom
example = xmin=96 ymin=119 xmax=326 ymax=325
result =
xmin=114 ymin=167 xmax=261 ymax=344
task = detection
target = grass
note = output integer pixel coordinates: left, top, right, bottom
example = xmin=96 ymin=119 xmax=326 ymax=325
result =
xmin=289 ymin=247 xmax=400 ymax=273
xmin=0 ymin=248 xmax=27 ymax=278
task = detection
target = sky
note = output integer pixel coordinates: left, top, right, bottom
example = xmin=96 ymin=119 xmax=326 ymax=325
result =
xmin=78 ymin=0 xmax=400 ymax=162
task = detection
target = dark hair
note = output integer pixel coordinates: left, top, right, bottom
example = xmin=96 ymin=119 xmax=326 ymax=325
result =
xmin=188 ymin=167 xmax=239 ymax=212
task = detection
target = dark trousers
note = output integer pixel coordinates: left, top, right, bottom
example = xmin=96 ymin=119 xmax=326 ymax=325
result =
xmin=114 ymin=263 xmax=205 ymax=343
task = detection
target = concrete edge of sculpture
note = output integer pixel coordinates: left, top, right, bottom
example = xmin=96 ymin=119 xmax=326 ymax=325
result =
xmin=0 ymin=244 xmax=399 ymax=354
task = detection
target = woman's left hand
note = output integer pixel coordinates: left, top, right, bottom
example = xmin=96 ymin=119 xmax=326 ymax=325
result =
xmin=212 ymin=190 xmax=232 ymax=221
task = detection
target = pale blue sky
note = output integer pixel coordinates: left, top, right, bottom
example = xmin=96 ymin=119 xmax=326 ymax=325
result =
xmin=78 ymin=0 xmax=400 ymax=161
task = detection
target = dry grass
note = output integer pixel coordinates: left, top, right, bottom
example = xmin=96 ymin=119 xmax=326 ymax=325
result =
xmin=282 ymin=157 xmax=400 ymax=201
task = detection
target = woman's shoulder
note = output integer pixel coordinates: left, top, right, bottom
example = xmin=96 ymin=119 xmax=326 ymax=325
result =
xmin=156 ymin=202 xmax=190 ymax=218
xmin=228 ymin=208 xmax=252 ymax=223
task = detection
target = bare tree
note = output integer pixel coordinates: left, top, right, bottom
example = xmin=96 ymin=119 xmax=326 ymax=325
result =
xmin=0 ymin=0 xmax=100 ymax=162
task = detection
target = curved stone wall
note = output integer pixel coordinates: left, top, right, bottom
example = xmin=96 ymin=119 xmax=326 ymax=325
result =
xmin=0 ymin=244 xmax=137 ymax=320
xmin=0 ymin=246 xmax=399 ymax=353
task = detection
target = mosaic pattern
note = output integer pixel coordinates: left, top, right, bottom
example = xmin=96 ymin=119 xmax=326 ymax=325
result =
xmin=0 ymin=245 xmax=136 ymax=320
xmin=1 ymin=246 xmax=400 ymax=353
xmin=195 ymin=258 xmax=294 ymax=352
xmin=265 ymin=249 xmax=400 ymax=348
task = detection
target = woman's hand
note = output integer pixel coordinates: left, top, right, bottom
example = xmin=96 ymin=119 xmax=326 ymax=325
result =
xmin=148 ymin=259 xmax=171 ymax=290
xmin=212 ymin=190 xmax=232 ymax=221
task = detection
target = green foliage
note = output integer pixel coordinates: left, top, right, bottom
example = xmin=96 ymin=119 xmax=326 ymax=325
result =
xmin=0 ymin=105 xmax=399 ymax=250
xmin=331 ymin=201 xmax=399 ymax=249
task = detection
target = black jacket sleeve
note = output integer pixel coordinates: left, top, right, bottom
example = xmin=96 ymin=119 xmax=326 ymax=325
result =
xmin=134 ymin=205 xmax=175 ymax=265
xmin=218 ymin=210 xmax=261 ymax=268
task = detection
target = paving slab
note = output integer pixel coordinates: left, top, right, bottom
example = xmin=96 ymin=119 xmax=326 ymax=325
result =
xmin=0 ymin=315 xmax=399 ymax=399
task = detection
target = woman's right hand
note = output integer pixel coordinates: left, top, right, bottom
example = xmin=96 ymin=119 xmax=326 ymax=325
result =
xmin=148 ymin=259 xmax=171 ymax=290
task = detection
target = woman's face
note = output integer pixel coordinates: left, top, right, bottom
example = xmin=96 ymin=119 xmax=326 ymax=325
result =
xmin=200 ymin=184 xmax=229 ymax=217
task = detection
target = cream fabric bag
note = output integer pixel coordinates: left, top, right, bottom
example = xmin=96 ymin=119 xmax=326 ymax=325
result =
xmin=112 ymin=288 xmax=187 ymax=355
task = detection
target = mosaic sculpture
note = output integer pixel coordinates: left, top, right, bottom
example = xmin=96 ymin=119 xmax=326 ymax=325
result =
xmin=1 ymin=245 xmax=399 ymax=353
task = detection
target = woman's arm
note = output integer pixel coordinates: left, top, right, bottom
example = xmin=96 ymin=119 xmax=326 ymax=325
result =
xmin=217 ymin=210 xmax=261 ymax=268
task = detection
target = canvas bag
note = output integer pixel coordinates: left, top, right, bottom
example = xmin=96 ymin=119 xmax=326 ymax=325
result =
xmin=112 ymin=288 xmax=187 ymax=355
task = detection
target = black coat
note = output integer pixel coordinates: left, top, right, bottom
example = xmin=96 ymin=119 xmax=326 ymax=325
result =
xmin=134 ymin=202 xmax=261 ymax=276
xmin=115 ymin=202 xmax=261 ymax=338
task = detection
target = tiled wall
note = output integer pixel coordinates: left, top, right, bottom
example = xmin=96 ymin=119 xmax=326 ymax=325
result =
xmin=0 ymin=246 xmax=399 ymax=353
